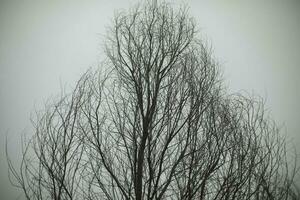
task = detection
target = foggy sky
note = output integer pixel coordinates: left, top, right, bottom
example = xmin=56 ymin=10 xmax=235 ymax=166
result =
xmin=1 ymin=0 xmax=300 ymax=198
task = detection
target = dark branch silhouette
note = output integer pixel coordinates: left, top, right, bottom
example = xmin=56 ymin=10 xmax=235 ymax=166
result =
xmin=7 ymin=1 xmax=299 ymax=200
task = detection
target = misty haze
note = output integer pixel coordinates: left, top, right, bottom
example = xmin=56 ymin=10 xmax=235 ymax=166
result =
xmin=1 ymin=1 xmax=300 ymax=199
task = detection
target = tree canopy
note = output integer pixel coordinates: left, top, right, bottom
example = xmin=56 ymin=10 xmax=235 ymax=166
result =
xmin=7 ymin=1 xmax=299 ymax=200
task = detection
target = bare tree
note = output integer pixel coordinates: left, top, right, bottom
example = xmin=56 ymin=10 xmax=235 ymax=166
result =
xmin=6 ymin=73 xmax=94 ymax=200
xmin=7 ymin=1 xmax=299 ymax=200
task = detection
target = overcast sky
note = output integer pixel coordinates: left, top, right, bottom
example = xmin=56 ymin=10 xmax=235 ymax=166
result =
xmin=1 ymin=0 xmax=300 ymax=198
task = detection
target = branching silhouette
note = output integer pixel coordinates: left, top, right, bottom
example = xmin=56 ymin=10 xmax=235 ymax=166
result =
xmin=7 ymin=1 xmax=299 ymax=200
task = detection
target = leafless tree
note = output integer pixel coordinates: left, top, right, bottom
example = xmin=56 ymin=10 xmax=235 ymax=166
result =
xmin=7 ymin=1 xmax=299 ymax=200
xmin=6 ymin=73 xmax=94 ymax=200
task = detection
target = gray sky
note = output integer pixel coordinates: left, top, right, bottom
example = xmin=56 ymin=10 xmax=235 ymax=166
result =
xmin=1 ymin=0 xmax=300 ymax=198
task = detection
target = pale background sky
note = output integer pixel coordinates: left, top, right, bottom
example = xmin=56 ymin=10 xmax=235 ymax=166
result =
xmin=0 ymin=0 xmax=299 ymax=198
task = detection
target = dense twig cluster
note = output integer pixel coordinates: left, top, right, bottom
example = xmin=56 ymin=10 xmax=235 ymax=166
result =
xmin=7 ymin=1 xmax=298 ymax=199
